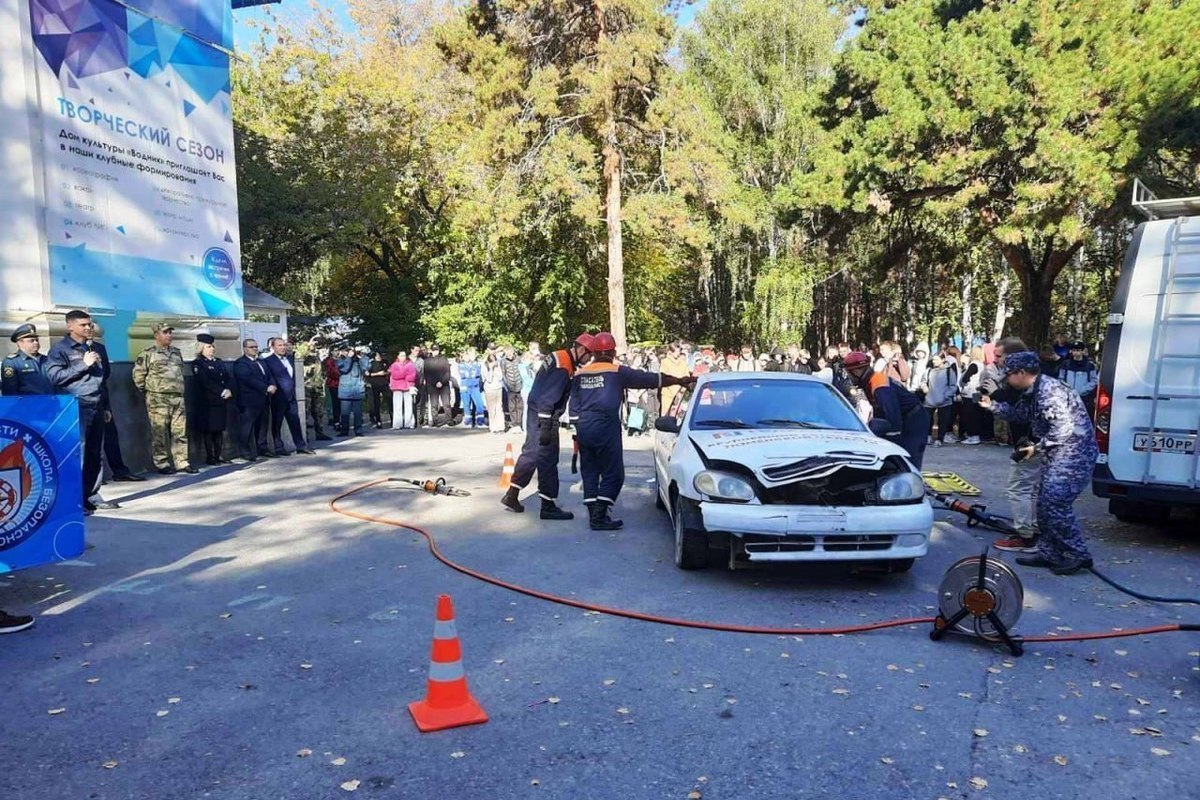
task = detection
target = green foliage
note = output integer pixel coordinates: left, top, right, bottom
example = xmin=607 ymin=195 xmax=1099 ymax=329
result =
xmin=232 ymin=0 xmax=1200 ymax=354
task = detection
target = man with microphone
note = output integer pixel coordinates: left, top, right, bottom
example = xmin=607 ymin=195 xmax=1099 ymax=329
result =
xmin=45 ymin=310 xmax=115 ymax=513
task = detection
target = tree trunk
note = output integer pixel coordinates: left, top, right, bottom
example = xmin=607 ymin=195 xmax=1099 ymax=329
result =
xmin=992 ymin=264 xmax=1010 ymax=341
xmin=961 ymin=268 xmax=974 ymax=349
xmin=604 ymin=139 xmax=626 ymax=351
xmin=999 ymin=239 xmax=1081 ymax=350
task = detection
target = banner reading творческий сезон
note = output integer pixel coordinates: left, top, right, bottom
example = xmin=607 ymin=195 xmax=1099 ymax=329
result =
xmin=28 ymin=0 xmax=243 ymax=319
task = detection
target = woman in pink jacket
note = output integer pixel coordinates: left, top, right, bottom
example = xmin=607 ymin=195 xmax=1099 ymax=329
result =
xmin=388 ymin=350 xmax=418 ymax=429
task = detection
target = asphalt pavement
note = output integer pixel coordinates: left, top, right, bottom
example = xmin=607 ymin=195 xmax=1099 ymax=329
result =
xmin=3 ymin=426 xmax=1198 ymax=800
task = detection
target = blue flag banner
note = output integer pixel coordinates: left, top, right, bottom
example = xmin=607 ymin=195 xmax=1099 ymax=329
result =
xmin=0 ymin=396 xmax=85 ymax=573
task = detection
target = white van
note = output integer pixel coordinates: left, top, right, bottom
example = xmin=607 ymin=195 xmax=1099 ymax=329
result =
xmin=1092 ymin=181 xmax=1200 ymax=523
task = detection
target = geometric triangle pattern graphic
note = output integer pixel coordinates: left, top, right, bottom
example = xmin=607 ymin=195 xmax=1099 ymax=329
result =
xmin=29 ymin=0 xmax=230 ymax=103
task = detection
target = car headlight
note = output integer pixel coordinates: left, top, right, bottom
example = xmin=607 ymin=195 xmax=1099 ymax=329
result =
xmin=694 ymin=470 xmax=756 ymax=503
xmin=876 ymin=472 xmax=925 ymax=503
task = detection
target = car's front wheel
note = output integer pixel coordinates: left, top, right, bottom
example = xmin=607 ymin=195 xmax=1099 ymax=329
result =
xmin=673 ymin=495 xmax=708 ymax=570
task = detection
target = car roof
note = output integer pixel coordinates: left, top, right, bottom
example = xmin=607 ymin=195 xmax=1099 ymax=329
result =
xmin=698 ymin=372 xmax=826 ymax=384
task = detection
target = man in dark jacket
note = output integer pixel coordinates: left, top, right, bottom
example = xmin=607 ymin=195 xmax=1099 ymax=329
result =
xmin=501 ymin=334 xmax=594 ymax=520
xmin=44 ymin=310 xmax=110 ymax=512
xmin=1057 ymin=341 xmax=1098 ymax=417
xmin=423 ymin=345 xmax=453 ymax=426
xmin=232 ymin=338 xmax=276 ymax=461
xmin=262 ymin=337 xmax=314 ymax=455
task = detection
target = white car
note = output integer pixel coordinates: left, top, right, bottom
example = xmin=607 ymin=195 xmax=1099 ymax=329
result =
xmin=652 ymin=372 xmax=933 ymax=570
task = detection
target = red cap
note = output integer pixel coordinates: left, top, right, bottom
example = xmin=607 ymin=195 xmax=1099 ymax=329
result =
xmin=574 ymin=333 xmax=595 ymax=351
xmin=842 ymin=351 xmax=871 ymax=369
xmin=591 ymin=332 xmax=617 ymax=352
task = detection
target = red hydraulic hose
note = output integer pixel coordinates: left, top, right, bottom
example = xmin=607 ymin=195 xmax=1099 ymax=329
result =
xmin=330 ymin=479 xmax=1194 ymax=644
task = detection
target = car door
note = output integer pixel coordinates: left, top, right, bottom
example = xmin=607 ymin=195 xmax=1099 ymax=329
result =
xmin=654 ymin=385 xmax=693 ymax=505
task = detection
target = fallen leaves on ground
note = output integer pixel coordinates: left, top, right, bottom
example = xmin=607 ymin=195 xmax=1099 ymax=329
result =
xmin=156 ymin=710 xmax=169 ymax=718
xmin=547 ymin=697 xmax=560 ymax=704
xmin=297 ymin=749 xmax=313 ymax=758
xmin=102 ymin=760 xmax=118 ymax=769
xmin=48 ymin=708 xmax=65 ymax=715
xmin=331 ymin=757 xmax=346 ymax=766
xmin=969 ymin=777 xmax=988 ymax=790
xmin=300 ymin=663 xmax=313 ymax=670
xmin=340 ymin=779 xmax=360 ymax=792
xmin=1053 ymin=755 xmax=1068 ymax=766
xmin=1151 ymin=747 xmax=1172 ymax=757
xmin=86 ymin=678 xmax=100 ymax=685
xmin=973 ymin=729 xmax=988 ymax=738
xmin=450 ymin=751 xmax=466 ymax=759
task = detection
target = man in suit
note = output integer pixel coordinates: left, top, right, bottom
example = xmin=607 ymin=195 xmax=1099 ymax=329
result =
xmin=231 ymin=338 xmax=276 ymax=461
xmin=262 ymin=337 xmax=314 ymax=455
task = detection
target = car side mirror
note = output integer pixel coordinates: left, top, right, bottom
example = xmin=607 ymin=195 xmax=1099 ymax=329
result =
xmin=654 ymin=416 xmax=680 ymax=434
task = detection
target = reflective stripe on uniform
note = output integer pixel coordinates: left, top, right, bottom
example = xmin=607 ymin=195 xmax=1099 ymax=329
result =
xmin=427 ymin=659 xmax=466 ymax=682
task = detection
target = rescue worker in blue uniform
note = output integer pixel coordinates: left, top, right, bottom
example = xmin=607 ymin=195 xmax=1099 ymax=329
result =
xmin=2 ymin=324 xmax=55 ymax=395
xmin=569 ymin=333 xmax=696 ymax=530
xmin=842 ymin=351 xmax=930 ymax=468
xmin=458 ymin=349 xmax=486 ymax=428
xmin=501 ymin=333 xmax=595 ymax=520
xmin=980 ymin=351 xmax=1098 ymax=575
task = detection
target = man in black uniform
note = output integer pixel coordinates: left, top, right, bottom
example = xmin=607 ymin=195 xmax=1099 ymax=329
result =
xmin=501 ymin=333 xmax=594 ymax=520
xmin=423 ymin=345 xmax=453 ymax=426
xmin=45 ymin=310 xmax=112 ymax=514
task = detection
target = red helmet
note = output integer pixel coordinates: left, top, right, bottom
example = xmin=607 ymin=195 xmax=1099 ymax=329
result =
xmin=574 ymin=332 xmax=595 ymax=351
xmin=842 ymin=351 xmax=872 ymax=370
xmin=591 ymin=332 xmax=617 ymax=352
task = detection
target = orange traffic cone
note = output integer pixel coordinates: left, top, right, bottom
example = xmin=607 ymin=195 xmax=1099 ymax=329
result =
xmin=497 ymin=442 xmax=516 ymax=488
xmin=408 ymin=595 xmax=489 ymax=733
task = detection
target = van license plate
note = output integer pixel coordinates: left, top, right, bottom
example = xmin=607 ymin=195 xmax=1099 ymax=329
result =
xmin=1133 ymin=433 xmax=1196 ymax=455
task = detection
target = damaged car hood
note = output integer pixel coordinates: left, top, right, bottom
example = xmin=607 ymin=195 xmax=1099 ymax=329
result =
xmin=688 ymin=429 xmax=909 ymax=485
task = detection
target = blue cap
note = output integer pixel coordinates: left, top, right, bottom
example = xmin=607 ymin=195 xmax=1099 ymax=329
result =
xmin=1002 ymin=351 xmax=1040 ymax=375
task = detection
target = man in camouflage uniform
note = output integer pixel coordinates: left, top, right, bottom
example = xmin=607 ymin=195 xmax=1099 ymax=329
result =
xmin=303 ymin=352 xmax=332 ymax=440
xmin=981 ymin=351 xmax=1098 ymax=575
xmin=133 ymin=322 xmax=196 ymax=474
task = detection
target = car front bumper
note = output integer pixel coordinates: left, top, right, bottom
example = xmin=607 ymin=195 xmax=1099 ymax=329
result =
xmin=698 ymin=500 xmax=932 ymax=562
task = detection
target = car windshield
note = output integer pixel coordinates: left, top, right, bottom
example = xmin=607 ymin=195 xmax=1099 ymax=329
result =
xmin=686 ymin=379 xmax=866 ymax=432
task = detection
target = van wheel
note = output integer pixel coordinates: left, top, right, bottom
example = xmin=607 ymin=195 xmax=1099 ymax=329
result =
xmin=1109 ymin=498 xmax=1171 ymax=525
xmin=673 ymin=496 xmax=708 ymax=570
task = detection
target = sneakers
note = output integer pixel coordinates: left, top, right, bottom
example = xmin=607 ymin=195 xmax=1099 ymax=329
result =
xmin=961 ymin=436 xmax=982 ymax=445
xmin=933 ymin=440 xmax=943 ymax=448
xmin=943 ymin=433 xmax=958 ymax=444
xmin=0 ymin=610 xmax=35 ymax=634
xmin=1015 ymin=555 xmax=1056 ymax=569
xmin=993 ymin=536 xmax=1038 ymax=553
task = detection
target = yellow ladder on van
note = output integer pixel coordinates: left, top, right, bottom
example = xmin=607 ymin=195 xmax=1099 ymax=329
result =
xmin=1143 ymin=217 xmax=1200 ymax=489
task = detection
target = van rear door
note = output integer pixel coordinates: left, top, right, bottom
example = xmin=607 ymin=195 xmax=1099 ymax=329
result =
xmin=1105 ymin=218 xmax=1200 ymax=490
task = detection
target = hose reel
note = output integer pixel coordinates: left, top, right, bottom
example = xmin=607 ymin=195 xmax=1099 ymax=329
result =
xmin=931 ymin=549 xmax=1025 ymax=656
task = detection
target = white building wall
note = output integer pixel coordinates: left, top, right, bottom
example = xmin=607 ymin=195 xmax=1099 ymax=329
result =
xmin=0 ymin=0 xmax=50 ymax=315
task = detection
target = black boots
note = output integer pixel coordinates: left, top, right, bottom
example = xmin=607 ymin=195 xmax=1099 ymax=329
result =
xmin=588 ymin=501 xmax=622 ymax=531
xmin=540 ymin=498 xmax=573 ymax=521
xmin=501 ymin=486 xmax=524 ymax=513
